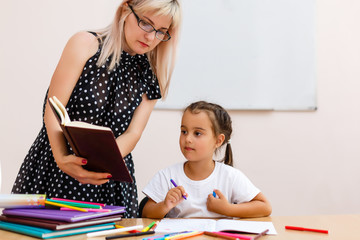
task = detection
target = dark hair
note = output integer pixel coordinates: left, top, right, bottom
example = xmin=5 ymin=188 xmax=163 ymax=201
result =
xmin=184 ymin=101 xmax=233 ymax=166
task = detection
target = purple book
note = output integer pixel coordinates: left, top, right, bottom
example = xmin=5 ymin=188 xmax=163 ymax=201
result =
xmin=2 ymin=205 xmax=125 ymax=222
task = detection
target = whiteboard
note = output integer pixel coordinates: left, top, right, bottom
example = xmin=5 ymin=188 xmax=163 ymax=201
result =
xmin=156 ymin=0 xmax=316 ymax=110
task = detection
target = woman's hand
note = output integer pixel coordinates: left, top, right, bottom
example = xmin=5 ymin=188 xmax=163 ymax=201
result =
xmin=55 ymin=154 xmax=111 ymax=185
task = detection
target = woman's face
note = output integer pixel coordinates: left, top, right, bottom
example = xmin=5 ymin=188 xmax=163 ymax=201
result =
xmin=123 ymin=7 xmax=172 ymax=55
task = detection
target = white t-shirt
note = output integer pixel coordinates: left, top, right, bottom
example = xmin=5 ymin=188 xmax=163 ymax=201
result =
xmin=142 ymin=161 xmax=260 ymax=218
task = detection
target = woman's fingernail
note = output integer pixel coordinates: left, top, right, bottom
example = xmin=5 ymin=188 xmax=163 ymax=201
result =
xmin=107 ymin=175 xmax=112 ymax=179
xmin=82 ymin=159 xmax=87 ymax=164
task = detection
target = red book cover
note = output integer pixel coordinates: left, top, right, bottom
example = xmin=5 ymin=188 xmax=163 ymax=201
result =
xmin=48 ymin=96 xmax=133 ymax=182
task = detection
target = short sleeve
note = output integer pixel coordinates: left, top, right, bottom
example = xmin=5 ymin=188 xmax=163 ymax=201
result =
xmin=137 ymin=55 xmax=162 ymax=100
xmin=230 ymin=168 xmax=260 ymax=204
xmin=142 ymin=170 xmax=170 ymax=203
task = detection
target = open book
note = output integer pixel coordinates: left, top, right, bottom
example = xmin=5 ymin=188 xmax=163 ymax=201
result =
xmin=155 ymin=218 xmax=277 ymax=235
xmin=48 ymin=96 xmax=132 ymax=182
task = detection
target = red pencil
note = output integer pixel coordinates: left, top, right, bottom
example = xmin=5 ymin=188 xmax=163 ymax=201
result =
xmin=285 ymin=225 xmax=328 ymax=234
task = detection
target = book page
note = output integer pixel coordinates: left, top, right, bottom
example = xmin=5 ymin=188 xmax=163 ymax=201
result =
xmin=216 ymin=219 xmax=277 ymax=235
xmin=155 ymin=218 xmax=277 ymax=235
xmin=155 ymin=219 xmax=217 ymax=232
xmin=52 ymin=96 xmax=71 ymax=125
xmin=66 ymin=121 xmax=111 ymax=131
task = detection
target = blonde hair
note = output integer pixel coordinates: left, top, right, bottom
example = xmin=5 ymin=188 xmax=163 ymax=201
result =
xmin=95 ymin=0 xmax=182 ymax=98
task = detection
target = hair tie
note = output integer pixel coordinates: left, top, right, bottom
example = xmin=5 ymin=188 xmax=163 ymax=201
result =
xmin=227 ymin=139 xmax=231 ymax=144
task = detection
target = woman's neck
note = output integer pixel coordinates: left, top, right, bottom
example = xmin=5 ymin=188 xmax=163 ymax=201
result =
xmin=184 ymin=160 xmax=215 ymax=181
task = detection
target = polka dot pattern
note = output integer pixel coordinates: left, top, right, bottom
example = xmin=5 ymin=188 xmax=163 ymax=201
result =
xmin=12 ymin=37 xmax=161 ymax=218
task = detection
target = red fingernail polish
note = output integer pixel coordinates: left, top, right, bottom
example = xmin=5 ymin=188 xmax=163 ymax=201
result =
xmin=82 ymin=159 xmax=87 ymax=164
xmin=107 ymin=175 xmax=112 ymax=179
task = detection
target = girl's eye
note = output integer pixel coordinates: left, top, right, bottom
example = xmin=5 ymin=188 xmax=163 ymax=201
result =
xmin=181 ymin=130 xmax=187 ymax=134
xmin=195 ymin=131 xmax=202 ymax=136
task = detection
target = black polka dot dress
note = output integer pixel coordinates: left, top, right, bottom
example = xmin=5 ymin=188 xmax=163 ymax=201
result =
xmin=12 ymin=36 xmax=161 ymax=218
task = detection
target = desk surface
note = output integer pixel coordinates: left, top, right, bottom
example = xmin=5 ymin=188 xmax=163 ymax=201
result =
xmin=0 ymin=215 xmax=359 ymax=240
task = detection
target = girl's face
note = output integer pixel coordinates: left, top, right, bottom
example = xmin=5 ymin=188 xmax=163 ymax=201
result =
xmin=123 ymin=6 xmax=172 ymax=55
xmin=180 ymin=110 xmax=223 ymax=163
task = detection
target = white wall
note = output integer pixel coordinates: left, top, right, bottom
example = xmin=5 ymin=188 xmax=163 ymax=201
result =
xmin=1 ymin=0 xmax=360 ymax=216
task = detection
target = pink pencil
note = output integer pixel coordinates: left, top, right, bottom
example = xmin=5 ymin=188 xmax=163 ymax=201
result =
xmin=60 ymin=207 xmax=111 ymax=212
xmin=211 ymin=231 xmax=252 ymax=240
xmin=51 ymin=198 xmax=105 ymax=207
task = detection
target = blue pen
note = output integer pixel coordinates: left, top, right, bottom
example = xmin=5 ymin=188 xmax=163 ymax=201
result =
xmin=170 ymin=179 xmax=187 ymax=200
xmin=212 ymin=191 xmax=216 ymax=197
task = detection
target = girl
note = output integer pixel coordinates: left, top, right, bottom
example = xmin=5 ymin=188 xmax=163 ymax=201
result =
xmin=12 ymin=0 xmax=182 ymax=218
xmin=142 ymin=101 xmax=272 ymax=218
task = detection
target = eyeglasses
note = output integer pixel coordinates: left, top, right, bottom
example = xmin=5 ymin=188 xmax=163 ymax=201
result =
xmin=129 ymin=5 xmax=171 ymax=42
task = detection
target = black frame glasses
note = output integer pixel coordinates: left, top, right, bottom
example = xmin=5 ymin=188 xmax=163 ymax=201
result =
xmin=129 ymin=5 xmax=171 ymax=42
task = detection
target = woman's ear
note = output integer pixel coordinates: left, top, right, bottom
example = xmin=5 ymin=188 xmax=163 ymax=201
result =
xmin=215 ymin=134 xmax=225 ymax=148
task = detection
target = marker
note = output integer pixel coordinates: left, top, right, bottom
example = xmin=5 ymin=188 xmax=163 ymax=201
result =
xmin=165 ymin=231 xmax=204 ymax=240
xmin=51 ymin=197 xmax=105 ymax=206
xmin=208 ymin=231 xmax=252 ymax=240
xmin=105 ymin=230 xmax=155 ymax=239
xmin=212 ymin=191 xmax=216 ymax=197
xmin=60 ymin=207 xmax=111 ymax=212
xmin=45 ymin=200 xmax=88 ymax=212
xmin=285 ymin=225 xmax=328 ymax=234
xmin=143 ymin=231 xmax=191 ymax=240
xmin=47 ymin=199 xmax=102 ymax=209
xmin=170 ymin=179 xmax=187 ymax=200
xmin=86 ymin=225 xmax=143 ymax=237
xmin=142 ymin=221 xmax=156 ymax=232
xmin=149 ymin=221 xmax=159 ymax=231
xmin=204 ymin=231 xmax=239 ymax=240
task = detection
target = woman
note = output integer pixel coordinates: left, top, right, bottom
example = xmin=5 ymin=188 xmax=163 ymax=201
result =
xmin=12 ymin=0 xmax=182 ymax=218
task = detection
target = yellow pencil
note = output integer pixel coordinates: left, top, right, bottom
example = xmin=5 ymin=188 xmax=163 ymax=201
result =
xmin=45 ymin=200 xmax=88 ymax=212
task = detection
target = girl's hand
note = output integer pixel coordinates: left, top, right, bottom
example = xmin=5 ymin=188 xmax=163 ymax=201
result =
xmin=164 ymin=186 xmax=188 ymax=210
xmin=55 ymin=154 xmax=111 ymax=185
xmin=206 ymin=189 xmax=230 ymax=215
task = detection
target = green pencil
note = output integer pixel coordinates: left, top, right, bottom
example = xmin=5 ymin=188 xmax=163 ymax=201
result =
xmin=46 ymin=199 xmax=102 ymax=209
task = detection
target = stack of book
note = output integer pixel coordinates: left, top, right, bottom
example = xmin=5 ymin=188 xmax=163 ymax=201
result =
xmin=0 ymin=194 xmax=125 ymax=239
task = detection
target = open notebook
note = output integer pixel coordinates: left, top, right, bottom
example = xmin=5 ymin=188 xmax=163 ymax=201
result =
xmin=154 ymin=218 xmax=277 ymax=235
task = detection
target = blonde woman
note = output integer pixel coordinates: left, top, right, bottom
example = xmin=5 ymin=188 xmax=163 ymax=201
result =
xmin=12 ymin=0 xmax=182 ymax=218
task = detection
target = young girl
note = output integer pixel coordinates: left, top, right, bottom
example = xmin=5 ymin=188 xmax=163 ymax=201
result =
xmin=12 ymin=0 xmax=182 ymax=218
xmin=142 ymin=101 xmax=272 ymax=218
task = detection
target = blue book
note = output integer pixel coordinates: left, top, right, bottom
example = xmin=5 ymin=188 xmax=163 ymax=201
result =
xmin=0 ymin=221 xmax=115 ymax=239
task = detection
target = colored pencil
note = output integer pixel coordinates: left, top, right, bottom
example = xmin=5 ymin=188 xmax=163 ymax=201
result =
xmin=142 ymin=221 xmax=156 ymax=232
xmin=285 ymin=225 xmax=328 ymax=234
xmin=47 ymin=199 xmax=102 ymax=209
xmin=44 ymin=200 xmax=88 ymax=212
xmin=211 ymin=231 xmax=252 ymax=240
xmin=149 ymin=221 xmax=159 ymax=231
xmin=51 ymin=197 xmax=105 ymax=206
xmin=143 ymin=231 xmax=191 ymax=240
xmin=86 ymin=225 xmax=143 ymax=237
xmin=60 ymin=207 xmax=111 ymax=212
xmin=105 ymin=230 xmax=155 ymax=239
xmin=204 ymin=231 xmax=239 ymax=240
xmin=170 ymin=179 xmax=187 ymax=200
xmin=165 ymin=231 xmax=204 ymax=240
